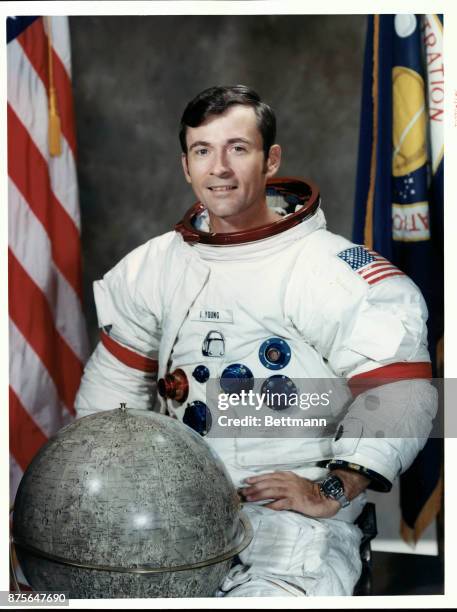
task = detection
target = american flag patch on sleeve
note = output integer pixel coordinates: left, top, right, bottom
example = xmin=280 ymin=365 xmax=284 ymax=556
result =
xmin=337 ymin=246 xmax=405 ymax=285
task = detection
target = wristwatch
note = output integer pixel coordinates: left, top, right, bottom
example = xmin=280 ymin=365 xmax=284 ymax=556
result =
xmin=319 ymin=474 xmax=350 ymax=508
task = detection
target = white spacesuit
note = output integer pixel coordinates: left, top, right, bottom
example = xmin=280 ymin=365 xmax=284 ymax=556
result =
xmin=75 ymin=178 xmax=436 ymax=597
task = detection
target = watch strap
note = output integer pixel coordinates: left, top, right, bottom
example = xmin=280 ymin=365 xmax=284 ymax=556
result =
xmin=326 ymin=459 xmax=392 ymax=493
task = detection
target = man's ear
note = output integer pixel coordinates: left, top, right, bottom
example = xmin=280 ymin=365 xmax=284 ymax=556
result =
xmin=181 ymin=153 xmax=192 ymax=184
xmin=265 ymin=144 xmax=282 ymax=179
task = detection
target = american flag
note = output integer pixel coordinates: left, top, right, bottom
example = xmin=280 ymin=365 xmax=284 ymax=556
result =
xmin=8 ymin=16 xmax=89 ymax=505
xmin=337 ymin=245 xmax=405 ymax=285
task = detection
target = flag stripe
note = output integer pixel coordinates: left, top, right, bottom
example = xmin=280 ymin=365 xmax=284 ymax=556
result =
xmin=9 ymin=250 xmax=82 ymax=414
xmin=48 ymin=17 xmax=72 ymax=77
xmin=362 ymin=261 xmax=395 ymax=269
xmin=8 ymin=104 xmax=83 ymax=300
xmin=362 ymin=265 xmax=401 ymax=279
xmin=362 ymin=263 xmax=397 ymax=271
xmin=9 ymin=387 xmax=49 ymax=472
xmin=17 ymin=17 xmax=77 ymax=155
xmin=7 ymin=39 xmax=81 ymax=229
xmin=364 ymin=271 xmax=402 ymax=283
xmin=367 ymin=271 xmax=405 ymax=285
xmin=9 ymin=179 xmax=88 ymax=362
xmin=10 ymin=320 xmax=72 ymax=435
xmin=9 ymin=454 xmax=24 ymax=507
xmin=368 ymin=250 xmax=393 ymax=261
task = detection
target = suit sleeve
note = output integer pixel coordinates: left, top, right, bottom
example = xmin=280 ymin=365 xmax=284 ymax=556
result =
xmin=285 ymin=231 xmax=438 ymax=490
xmin=75 ymin=236 xmax=169 ymax=418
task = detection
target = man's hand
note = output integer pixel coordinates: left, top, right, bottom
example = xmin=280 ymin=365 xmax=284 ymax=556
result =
xmin=238 ymin=469 xmax=371 ymax=518
xmin=238 ymin=471 xmax=340 ymax=518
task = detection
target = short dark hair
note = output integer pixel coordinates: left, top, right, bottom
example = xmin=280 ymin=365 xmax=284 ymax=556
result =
xmin=179 ymin=85 xmax=276 ymax=158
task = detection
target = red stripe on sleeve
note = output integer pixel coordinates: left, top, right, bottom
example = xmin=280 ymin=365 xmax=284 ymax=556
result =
xmin=348 ymin=362 xmax=432 ymax=397
xmin=17 ymin=17 xmax=77 ymax=156
xmin=9 ymin=386 xmax=49 ymax=472
xmin=8 ymin=105 xmax=83 ymax=300
xmin=101 ymin=331 xmax=159 ymax=373
xmin=9 ymin=250 xmax=83 ymax=414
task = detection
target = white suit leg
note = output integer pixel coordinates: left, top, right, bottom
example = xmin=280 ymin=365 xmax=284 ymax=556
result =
xmin=218 ymin=504 xmax=362 ymax=597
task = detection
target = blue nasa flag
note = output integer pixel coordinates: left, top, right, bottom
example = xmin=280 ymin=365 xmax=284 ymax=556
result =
xmin=354 ymin=14 xmax=443 ymax=544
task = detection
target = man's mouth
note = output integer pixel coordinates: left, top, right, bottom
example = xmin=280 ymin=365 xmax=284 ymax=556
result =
xmin=208 ymin=186 xmax=237 ymax=192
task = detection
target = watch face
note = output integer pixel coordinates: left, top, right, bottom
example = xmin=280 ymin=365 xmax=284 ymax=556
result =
xmin=322 ymin=475 xmax=344 ymax=499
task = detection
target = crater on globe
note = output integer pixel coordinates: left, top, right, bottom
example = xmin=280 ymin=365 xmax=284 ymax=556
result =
xmin=12 ymin=406 xmax=252 ymax=598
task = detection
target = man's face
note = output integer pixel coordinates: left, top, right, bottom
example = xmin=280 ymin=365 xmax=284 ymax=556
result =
xmin=181 ymin=105 xmax=281 ymax=229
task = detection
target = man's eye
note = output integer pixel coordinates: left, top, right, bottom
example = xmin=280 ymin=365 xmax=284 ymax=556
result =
xmin=195 ymin=148 xmax=208 ymax=156
xmin=233 ymin=145 xmax=247 ymax=153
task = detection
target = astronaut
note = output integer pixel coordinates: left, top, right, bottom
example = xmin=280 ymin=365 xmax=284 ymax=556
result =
xmin=75 ymin=85 xmax=437 ymax=597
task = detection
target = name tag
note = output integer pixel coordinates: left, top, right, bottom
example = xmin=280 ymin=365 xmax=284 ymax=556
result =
xmin=189 ymin=308 xmax=234 ymax=323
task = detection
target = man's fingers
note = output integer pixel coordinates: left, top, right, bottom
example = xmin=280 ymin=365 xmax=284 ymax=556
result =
xmin=240 ymin=480 xmax=289 ymax=496
xmin=244 ymin=486 xmax=287 ymax=501
xmin=264 ymin=499 xmax=290 ymax=511
xmin=241 ymin=479 xmax=275 ymax=491
xmin=243 ymin=472 xmax=277 ymax=484
xmin=244 ymin=471 xmax=294 ymax=484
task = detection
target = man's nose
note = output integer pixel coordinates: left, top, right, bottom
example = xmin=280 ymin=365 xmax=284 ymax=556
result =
xmin=210 ymin=150 xmax=232 ymax=177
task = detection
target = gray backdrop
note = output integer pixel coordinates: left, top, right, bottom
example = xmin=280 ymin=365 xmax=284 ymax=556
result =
xmin=70 ymin=15 xmax=366 ymax=347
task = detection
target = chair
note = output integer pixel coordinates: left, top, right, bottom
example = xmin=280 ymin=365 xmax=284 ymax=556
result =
xmin=353 ymin=502 xmax=378 ymax=595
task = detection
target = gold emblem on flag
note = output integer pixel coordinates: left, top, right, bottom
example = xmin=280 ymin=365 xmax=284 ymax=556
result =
xmin=392 ymin=66 xmax=427 ymax=177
